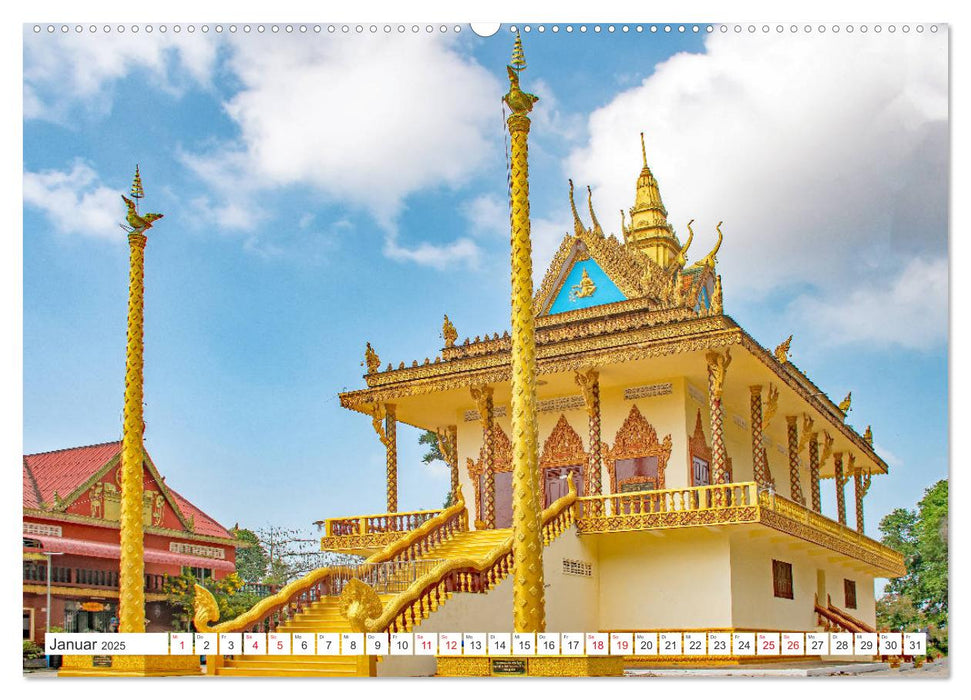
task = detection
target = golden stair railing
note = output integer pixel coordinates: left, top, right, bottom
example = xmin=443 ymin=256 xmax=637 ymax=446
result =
xmin=193 ymin=485 xmax=469 ymax=634
xmin=339 ymin=477 xmax=579 ymax=634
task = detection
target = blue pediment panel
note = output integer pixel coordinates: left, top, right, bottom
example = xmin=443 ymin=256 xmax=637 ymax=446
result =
xmin=547 ymin=259 xmax=627 ymax=315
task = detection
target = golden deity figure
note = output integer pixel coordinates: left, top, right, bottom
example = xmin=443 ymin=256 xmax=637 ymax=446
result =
xmin=570 ymin=267 xmax=597 ymax=301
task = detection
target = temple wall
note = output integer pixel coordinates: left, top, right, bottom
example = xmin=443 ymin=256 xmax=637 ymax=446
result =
xmin=595 ymin=529 xmax=732 ymax=630
xmin=598 ymin=376 xmax=690 ymax=491
xmin=728 ymin=530 xmax=876 ymax=632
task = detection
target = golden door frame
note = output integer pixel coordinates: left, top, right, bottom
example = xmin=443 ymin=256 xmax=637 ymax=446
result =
xmin=606 ymin=403 xmax=673 ymax=492
xmin=465 ymin=423 xmax=513 ymax=525
xmin=539 ymin=414 xmax=588 ymax=503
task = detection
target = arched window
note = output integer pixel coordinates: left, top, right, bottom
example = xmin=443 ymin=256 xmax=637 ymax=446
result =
xmin=606 ymin=404 xmax=672 ymax=493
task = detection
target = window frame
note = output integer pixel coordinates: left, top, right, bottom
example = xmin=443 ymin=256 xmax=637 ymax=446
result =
xmin=772 ymin=559 xmax=794 ymax=600
xmin=844 ymin=578 xmax=857 ymax=609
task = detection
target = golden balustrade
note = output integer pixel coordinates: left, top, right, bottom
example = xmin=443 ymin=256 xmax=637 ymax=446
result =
xmin=758 ymin=490 xmax=905 ymax=576
xmin=572 ymin=481 xmax=903 ymax=576
xmin=323 ymin=508 xmax=442 ymax=537
xmin=195 ymin=487 xmax=470 ymax=635
xmin=340 ymin=479 xmax=579 ymax=634
xmin=575 ymin=482 xmax=760 ymax=531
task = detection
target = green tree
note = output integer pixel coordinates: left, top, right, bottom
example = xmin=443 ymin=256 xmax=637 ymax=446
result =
xmin=877 ymin=479 xmax=948 ymax=652
xmin=419 ymin=430 xmax=453 ymax=509
xmin=419 ymin=430 xmax=443 ymax=464
xmin=231 ymin=526 xmax=268 ymax=582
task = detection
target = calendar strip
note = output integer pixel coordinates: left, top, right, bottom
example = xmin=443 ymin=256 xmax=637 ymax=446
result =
xmin=45 ymin=632 xmax=928 ymax=657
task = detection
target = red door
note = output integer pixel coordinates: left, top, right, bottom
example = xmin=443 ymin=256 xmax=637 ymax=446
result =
xmin=544 ymin=465 xmax=583 ymax=508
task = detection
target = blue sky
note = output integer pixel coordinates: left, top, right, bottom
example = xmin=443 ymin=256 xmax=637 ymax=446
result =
xmin=22 ymin=23 xmax=948 ymax=544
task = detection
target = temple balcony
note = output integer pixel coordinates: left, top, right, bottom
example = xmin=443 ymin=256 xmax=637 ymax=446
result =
xmin=318 ymin=508 xmax=445 ymax=556
xmin=22 ymin=561 xmax=169 ymax=599
xmin=574 ymin=482 xmax=905 ymax=577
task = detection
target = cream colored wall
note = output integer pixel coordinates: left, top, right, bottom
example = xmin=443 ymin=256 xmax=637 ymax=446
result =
xmin=596 ymin=529 xmax=733 ymax=630
xmin=544 ymin=524 xmax=600 ymax=633
xmin=599 ymin=376 xmax=690 ymax=491
xmin=728 ymin=530 xmax=876 ymax=631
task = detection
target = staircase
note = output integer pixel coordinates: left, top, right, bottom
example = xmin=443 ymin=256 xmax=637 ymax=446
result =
xmin=214 ymin=594 xmax=397 ymax=676
xmin=202 ymin=484 xmax=578 ymax=677
xmin=815 ymin=594 xmax=876 ymax=633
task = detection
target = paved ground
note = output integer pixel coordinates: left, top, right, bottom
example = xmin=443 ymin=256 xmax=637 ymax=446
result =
xmin=25 ymin=657 xmax=948 ymax=678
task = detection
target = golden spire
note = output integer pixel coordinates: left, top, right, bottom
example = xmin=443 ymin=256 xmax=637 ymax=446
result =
xmin=625 ymin=132 xmax=678 ymax=266
xmin=130 ymin=165 xmax=144 ymax=201
xmin=586 ymin=185 xmax=603 ymax=236
xmin=568 ymin=179 xmax=585 ymax=236
xmin=511 ymin=31 xmax=527 ymax=73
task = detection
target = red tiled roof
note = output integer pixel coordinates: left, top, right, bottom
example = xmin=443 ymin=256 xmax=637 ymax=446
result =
xmin=168 ymin=488 xmax=232 ymax=539
xmin=23 ymin=441 xmax=121 ymax=508
xmin=30 ymin=534 xmax=235 ymax=572
xmin=23 ymin=441 xmax=233 ymax=541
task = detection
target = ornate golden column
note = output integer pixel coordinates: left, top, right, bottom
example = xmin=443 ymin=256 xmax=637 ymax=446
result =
xmin=576 ymin=369 xmax=601 ymax=510
xmin=706 ymin=349 xmax=732 ymax=485
xmin=470 ymin=385 xmax=495 ymax=527
xmin=833 ymin=452 xmax=848 ymax=525
xmin=854 ymin=467 xmax=872 ymax=533
xmin=117 ymin=167 xmax=165 ymax=634
xmin=786 ymin=416 xmax=805 ymax=504
xmin=504 ymin=34 xmax=546 ymax=633
xmin=808 ymin=431 xmax=821 ymax=512
xmin=436 ymin=425 xmax=459 ymax=501
xmin=119 ymin=230 xmax=148 ymax=633
xmin=749 ymin=385 xmax=770 ymax=486
xmin=385 ymin=404 xmax=398 ymax=513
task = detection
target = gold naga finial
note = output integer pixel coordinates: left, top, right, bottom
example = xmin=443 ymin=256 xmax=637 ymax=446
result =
xmin=694 ymin=221 xmax=723 ymax=269
xmin=774 ymin=334 xmax=793 ymax=364
xmin=363 ymin=342 xmax=381 ymax=374
xmin=671 ymin=219 xmax=694 ymax=270
xmin=503 ymin=31 xmax=538 ymax=116
xmin=569 ymin=179 xmax=585 ymax=236
xmin=864 ymin=425 xmax=873 ymax=446
xmin=442 ymin=314 xmax=457 ymax=348
xmin=620 ymin=209 xmax=629 ymax=242
xmin=586 ymin=185 xmax=603 ymax=236
xmin=120 ymin=165 xmax=163 ymax=234
xmin=838 ymin=391 xmax=852 ymax=415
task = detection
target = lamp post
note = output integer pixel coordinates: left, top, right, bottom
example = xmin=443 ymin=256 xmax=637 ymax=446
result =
xmin=45 ymin=551 xmax=63 ymax=668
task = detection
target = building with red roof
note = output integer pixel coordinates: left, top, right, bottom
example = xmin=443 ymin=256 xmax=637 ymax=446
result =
xmin=23 ymin=441 xmax=238 ymax=645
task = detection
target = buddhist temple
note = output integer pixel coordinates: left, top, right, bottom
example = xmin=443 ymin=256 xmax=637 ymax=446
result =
xmin=192 ymin=36 xmax=905 ymax=677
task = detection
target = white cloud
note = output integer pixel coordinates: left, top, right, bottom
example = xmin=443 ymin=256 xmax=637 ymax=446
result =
xmin=383 ymin=233 xmax=481 ymax=270
xmin=462 ymin=193 xmax=508 ymax=238
xmin=177 ymin=33 xmax=502 ymax=267
xmin=564 ymin=32 xmax=948 ymax=302
xmin=788 ymin=257 xmax=947 ymax=350
xmin=24 ymin=30 xmax=218 ymax=122
xmin=189 ymin=34 xmax=499 ymax=216
xmin=23 ymin=161 xmax=123 ymax=239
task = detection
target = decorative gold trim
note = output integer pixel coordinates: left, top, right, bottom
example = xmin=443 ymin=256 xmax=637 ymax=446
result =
xmin=687 ymin=409 xmax=712 ymax=486
xmin=606 ymin=404 xmax=672 ymax=492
